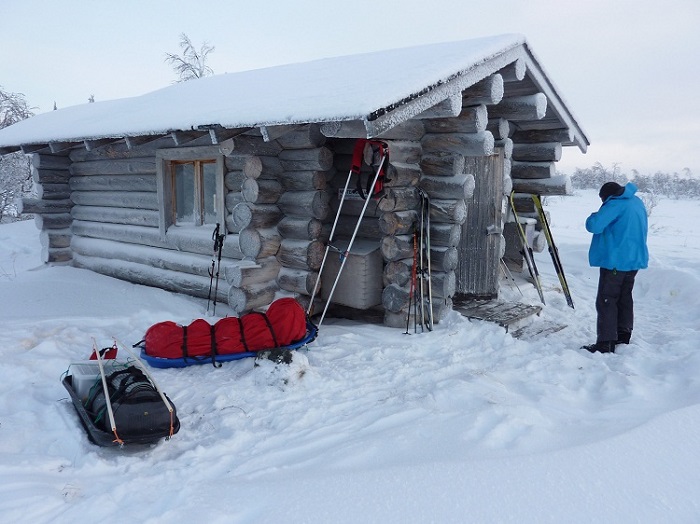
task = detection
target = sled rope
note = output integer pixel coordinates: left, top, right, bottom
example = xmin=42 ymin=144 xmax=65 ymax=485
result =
xmin=92 ymin=339 xmax=124 ymax=445
xmin=116 ymin=338 xmax=176 ymax=438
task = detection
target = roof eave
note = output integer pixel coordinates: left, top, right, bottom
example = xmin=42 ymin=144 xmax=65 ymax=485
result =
xmin=520 ymin=44 xmax=590 ymax=153
xmin=363 ymin=46 xmax=525 ymax=138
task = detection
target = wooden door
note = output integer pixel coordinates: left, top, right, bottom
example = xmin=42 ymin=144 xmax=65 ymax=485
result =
xmin=455 ymin=151 xmax=504 ymax=299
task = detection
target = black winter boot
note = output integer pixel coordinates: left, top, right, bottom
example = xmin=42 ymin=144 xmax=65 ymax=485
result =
xmin=582 ymin=341 xmax=616 ymax=354
xmin=617 ymin=331 xmax=631 ymax=345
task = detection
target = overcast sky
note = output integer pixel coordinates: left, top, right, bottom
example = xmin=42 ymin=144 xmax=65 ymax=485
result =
xmin=2 ymin=0 xmax=698 ymax=176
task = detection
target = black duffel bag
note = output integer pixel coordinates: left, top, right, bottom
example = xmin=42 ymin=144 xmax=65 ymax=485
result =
xmin=86 ymin=366 xmax=179 ymax=441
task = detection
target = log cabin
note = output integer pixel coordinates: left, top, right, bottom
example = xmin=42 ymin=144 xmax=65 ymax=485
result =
xmin=0 ymin=34 xmax=588 ymax=327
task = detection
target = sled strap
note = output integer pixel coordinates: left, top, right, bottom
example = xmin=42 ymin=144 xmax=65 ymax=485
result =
xmin=115 ymin=339 xmax=175 ymax=437
xmin=209 ymin=324 xmax=221 ymax=368
xmin=180 ymin=325 xmax=189 ymax=360
xmin=237 ymin=317 xmax=249 ymax=352
xmin=258 ymin=312 xmax=280 ymax=349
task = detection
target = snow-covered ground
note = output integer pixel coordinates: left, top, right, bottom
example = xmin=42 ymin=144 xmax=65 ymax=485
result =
xmin=1 ymin=190 xmax=699 ymax=523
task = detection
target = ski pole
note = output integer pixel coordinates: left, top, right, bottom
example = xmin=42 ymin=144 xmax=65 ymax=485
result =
xmin=207 ymin=223 xmax=220 ymax=313
xmin=212 ymin=225 xmax=225 ymax=315
xmin=307 ymin=156 xmax=356 ymax=316
xmin=207 ymin=223 xmax=225 ymax=315
xmin=421 ymin=189 xmax=434 ymax=330
xmin=500 ymin=259 xmax=523 ymax=295
xmin=316 ymin=152 xmax=387 ymax=330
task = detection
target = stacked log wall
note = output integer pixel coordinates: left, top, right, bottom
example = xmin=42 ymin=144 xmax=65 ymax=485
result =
xmin=493 ymin=61 xmax=574 ymax=273
xmin=220 ymin=135 xmax=286 ymax=314
xmin=64 ymin=141 xmax=250 ymax=305
xmin=377 ymin=140 xmax=427 ymax=326
xmin=268 ymin=125 xmax=332 ymax=307
xmin=394 ymin=103 xmax=494 ymax=326
xmin=23 ymin=153 xmax=74 ymax=263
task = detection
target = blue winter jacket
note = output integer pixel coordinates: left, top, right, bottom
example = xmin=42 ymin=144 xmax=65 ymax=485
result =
xmin=585 ymin=183 xmax=649 ymax=271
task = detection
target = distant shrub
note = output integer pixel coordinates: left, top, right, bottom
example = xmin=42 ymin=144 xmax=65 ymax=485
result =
xmin=568 ymin=162 xmax=698 ymax=200
xmin=637 ymin=191 xmax=658 ymax=217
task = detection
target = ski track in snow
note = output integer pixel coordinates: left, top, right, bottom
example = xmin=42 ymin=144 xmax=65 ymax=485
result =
xmin=1 ymin=190 xmax=700 ymax=522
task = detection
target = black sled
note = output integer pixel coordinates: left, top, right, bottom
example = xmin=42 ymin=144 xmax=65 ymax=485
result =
xmin=62 ymin=360 xmax=180 ymax=447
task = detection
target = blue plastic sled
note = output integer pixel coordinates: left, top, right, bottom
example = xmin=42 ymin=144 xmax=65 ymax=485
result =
xmin=139 ymin=321 xmax=318 ymax=369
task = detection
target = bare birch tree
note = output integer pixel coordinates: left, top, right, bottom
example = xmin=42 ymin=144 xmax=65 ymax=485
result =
xmin=164 ymin=33 xmax=215 ymax=82
xmin=0 ymin=86 xmax=35 ymax=222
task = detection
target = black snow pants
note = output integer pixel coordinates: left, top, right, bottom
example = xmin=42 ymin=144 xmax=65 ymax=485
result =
xmin=596 ymin=268 xmax=638 ymax=343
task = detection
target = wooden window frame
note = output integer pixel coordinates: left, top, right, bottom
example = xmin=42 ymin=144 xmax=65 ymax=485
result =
xmin=156 ymin=146 xmax=225 ymax=239
xmin=170 ymin=159 xmax=217 ymax=226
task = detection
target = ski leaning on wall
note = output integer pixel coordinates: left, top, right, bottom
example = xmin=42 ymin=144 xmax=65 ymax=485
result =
xmin=406 ymin=188 xmax=434 ymax=333
xmin=531 ymin=194 xmax=575 ymax=309
xmin=508 ymin=190 xmax=546 ymax=305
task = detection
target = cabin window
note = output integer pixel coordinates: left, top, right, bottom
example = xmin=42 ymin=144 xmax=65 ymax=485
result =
xmin=171 ymin=160 xmax=218 ymax=225
xmin=156 ymin=147 xmax=226 ymax=238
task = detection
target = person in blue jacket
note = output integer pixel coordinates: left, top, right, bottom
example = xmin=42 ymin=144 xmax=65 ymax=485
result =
xmin=583 ymin=182 xmax=649 ymax=353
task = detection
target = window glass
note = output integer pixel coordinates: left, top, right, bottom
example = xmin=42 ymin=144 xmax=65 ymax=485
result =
xmin=174 ymin=163 xmax=195 ymax=224
xmin=202 ymin=162 xmax=218 ymax=224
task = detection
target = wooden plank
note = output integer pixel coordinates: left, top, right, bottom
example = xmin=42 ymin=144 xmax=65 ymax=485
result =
xmin=511 ymin=320 xmax=566 ymax=340
xmin=453 ymin=298 xmax=542 ymax=328
xmin=456 ymin=153 xmax=504 ymax=298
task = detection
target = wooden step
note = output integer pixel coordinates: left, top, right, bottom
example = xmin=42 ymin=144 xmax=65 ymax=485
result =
xmin=510 ymin=320 xmax=566 ymax=340
xmin=453 ymin=297 xmax=542 ymax=331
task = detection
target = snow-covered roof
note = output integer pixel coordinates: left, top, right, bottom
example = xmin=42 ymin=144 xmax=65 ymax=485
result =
xmin=0 ymin=34 xmax=588 ymax=152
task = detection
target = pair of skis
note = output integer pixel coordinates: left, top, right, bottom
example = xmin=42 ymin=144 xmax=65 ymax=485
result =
xmin=406 ymin=188 xmax=433 ymax=333
xmin=532 ymin=194 xmax=574 ymax=309
xmin=508 ymin=191 xmax=574 ymax=309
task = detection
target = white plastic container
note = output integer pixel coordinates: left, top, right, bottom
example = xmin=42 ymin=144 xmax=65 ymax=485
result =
xmin=69 ymin=362 xmax=102 ymax=402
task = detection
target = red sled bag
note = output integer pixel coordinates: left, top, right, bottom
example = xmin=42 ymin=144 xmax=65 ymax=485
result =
xmin=140 ymin=298 xmax=309 ymax=364
xmin=143 ymin=319 xmax=214 ymax=359
xmin=216 ymin=298 xmax=307 ymax=352
xmin=266 ymin=297 xmax=307 ymax=345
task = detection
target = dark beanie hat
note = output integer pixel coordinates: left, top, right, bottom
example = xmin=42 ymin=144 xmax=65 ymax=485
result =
xmin=599 ymin=182 xmax=624 ymax=201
